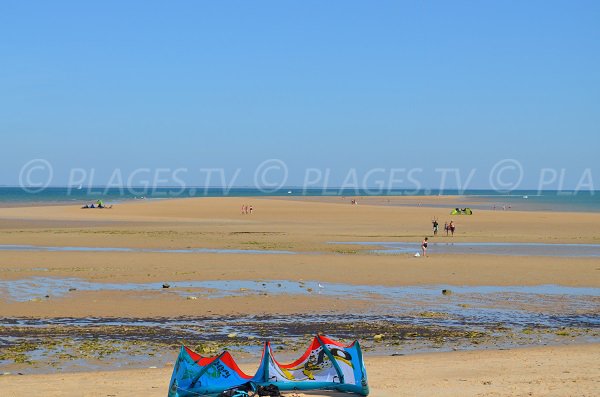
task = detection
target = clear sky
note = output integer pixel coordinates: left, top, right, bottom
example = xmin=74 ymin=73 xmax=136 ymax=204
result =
xmin=1 ymin=1 xmax=599 ymax=189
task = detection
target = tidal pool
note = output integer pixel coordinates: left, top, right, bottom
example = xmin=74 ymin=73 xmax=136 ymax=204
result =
xmin=1 ymin=277 xmax=597 ymax=329
xmin=330 ymin=241 xmax=600 ymax=257
xmin=0 ymin=244 xmax=295 ymax=255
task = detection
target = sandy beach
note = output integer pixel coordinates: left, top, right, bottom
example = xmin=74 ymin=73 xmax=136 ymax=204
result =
xmin=4 ymin=1 xmax=599 ymax=394
xmin=1 ymin=344 xmax=598 ymax=397
xmin=1 ymin=196 xmax=599 ymax=395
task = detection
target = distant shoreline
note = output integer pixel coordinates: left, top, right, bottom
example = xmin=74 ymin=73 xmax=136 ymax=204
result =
xmin=0 ymin=187 xmax=598 ymax=212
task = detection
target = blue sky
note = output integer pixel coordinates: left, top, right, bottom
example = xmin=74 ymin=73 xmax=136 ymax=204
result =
xmin=1 ymin=1 xmax=599 ymax=189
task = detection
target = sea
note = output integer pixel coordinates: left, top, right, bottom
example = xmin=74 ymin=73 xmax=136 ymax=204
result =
xmin=0 ymin=187 xmax=598 ymax=212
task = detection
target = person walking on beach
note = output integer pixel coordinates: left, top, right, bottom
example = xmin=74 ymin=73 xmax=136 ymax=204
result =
xmin=249 ymin=205 xmax=253 ymax=214
xmin=444 ymin=221 xmax=449 ymax=236
xmin=432 ymin=218 xmax=439 ymax=236
xmin=421 ymin=237 xmax=428 ymax=257
xmin=449 ymin=220 xmax=456 ymax=236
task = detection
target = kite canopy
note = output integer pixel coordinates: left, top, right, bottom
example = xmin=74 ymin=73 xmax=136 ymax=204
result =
xmin=168 ymin=335 xmax=369 ymax=396
xmin=451 ymin=207 xmax=473 ymax=215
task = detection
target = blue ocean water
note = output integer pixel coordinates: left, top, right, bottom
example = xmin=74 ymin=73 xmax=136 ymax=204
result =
xmin=0 ymin=187 xmax=598 ymax=212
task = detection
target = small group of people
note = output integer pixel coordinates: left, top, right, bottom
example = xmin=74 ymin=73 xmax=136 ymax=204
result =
xmin=81 ymin=200 xmax=112 ymax=209
xmin=241 ymin=204 xmax=253 ymax=215
xmin=431 ymin=218 xmax=456 ymax=236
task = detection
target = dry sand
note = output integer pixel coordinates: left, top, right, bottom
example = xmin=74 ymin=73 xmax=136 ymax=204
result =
xmin=1 ymin=196 xmax=600 ymax=247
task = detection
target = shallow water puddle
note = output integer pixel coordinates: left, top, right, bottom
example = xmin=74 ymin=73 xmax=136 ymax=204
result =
xmin=1 ymin=277 xmax=598 ymax=330
xmin=1 ymin=276 xmax=597 ymax=302
xmin=330 ymin=241 xmax=600 ymax=257
xmin=0 ymin=244 xmax=295 ymax=255
xmin=3 ymin=242 xmax=600 ymax=256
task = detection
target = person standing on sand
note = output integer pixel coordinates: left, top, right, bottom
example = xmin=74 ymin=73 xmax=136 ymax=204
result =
xmin=432 ymin=218 xmax=439 ymax=236
xmin=249 ymin=205 xmax=253 ymax=214
xmin=449 ymin=220 xmax=456 ymax=236
xmin=421 ymin=237 xmax=428 ymax=257
xmin=444 ymin=221 xmax=449 ymax=236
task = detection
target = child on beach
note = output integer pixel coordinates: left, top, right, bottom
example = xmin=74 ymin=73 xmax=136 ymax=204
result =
xmin=432 ymin=218 xmax=439 ymax=236
xmin=421 ymin=237 xmax=428 ymax=257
